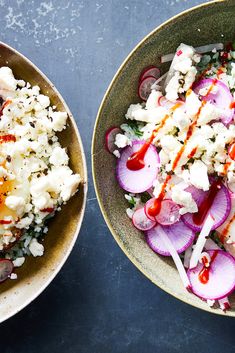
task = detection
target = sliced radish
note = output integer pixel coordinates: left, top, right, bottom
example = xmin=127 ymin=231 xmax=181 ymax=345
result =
xmin=155 ymin=226 xmax=191 ymax=290
xmin=145 ymin=220 xmax=195 ymax=256
xmin=0 ymin=259 xmax=14 ymax=282
xmin=218 ymin=297 xmax=231 ymax=312
xmin=193 ymin=78 xmax=234 ymax=124
xmin=138 ymin=76 xmax=156 ymax=101
xmin=105 ymin=127 xmax=122 ymax=154
xmin=188 ymin=250 xmax=235 ymax=300
xmin=189 ymin=214 xmax=215 ymax=269
xmin=132 ymin=207 xmax=156 ymax=231
xmin=145 ymin=197 xmax=157 ymax=221
xmin=155 ymin=199 xmax=180 ymax=226
xmin=182 ymin=183 xmax=231 ymax=232
xmin=116 ymin=141 xmax=159 ymax=193
xmin=139 ymin=66 xmax=160 ymax=83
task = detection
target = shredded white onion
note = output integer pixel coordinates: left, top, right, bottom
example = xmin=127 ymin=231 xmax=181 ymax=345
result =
xmin=151 ymin=72 xmax=168 ymax=90
xmin=184 ymin=244 xmax=193 ymax=269
xmin=161 ymin=43 xmax=224 ymax=63
xmin=189 ymin=214 xmax=215 ymax=269
xmin=218 ymin=297 xmax=231 ymax=311
xmin=158 ymin=226 xmax=191 ymax=289
xmin=161 ymin=53 xmax=174 ymax=64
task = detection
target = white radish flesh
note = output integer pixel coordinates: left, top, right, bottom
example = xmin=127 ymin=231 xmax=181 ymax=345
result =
xmin=189 ymin=214 xmax=215 ymax=269
xmin=158 ymin=226 xmax=191 ymax=290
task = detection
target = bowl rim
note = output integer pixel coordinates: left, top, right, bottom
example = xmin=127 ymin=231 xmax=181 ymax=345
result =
xmin=0 ymin=41 xmax=88 ymax=323
xmin=92 ymin=0 xmax=234 ymax=316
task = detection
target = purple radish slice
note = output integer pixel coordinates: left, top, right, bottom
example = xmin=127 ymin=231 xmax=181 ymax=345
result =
xmin=105 ymin=126 xmax=122 ymax=154
xmin=132 ymin=207 xmax=156 ymax=231
xmin=145 ymin=198 xmax=157 ymax=221
xmin=153 ymin=225 xmax=191 ymax=290
xmin=182 ymin=183 xmax=231 ymax=232
xmin=116 ymin=140 xmax=159 ymax=193
xmin=145 ymin=220 xmax=195 ymax=256
xmin=139 ymin=66 xmax=160 ymax=83
xmin=188 ymin=250 xmax=235 ymax=300
xmin=155 ymin=199 xmax=180 ymax=226
xmin=0 ymin=259 xmax=14 ymax=282
xmin=138 ymin=76 xmax=156 ymax=101
xmin=193 ymin=78 xmax=234 ymax=124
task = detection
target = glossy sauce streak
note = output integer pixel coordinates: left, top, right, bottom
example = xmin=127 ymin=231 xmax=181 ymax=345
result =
xmin=229 ymin=142 xmax=235 ymax=160
xmin=198 ymin=250 xmax=218 ymax=284
xmin=148 ymin=79 xmax=218 ymax=217
xmin=126 ymin=103 xmax=182 ymax=171
xmin=187 ymin=146 xmax=197 ymax=159
xmin=220 ymin=214 xmax=235 ymax=244
xmin=193 ymin=178 xmax=222 ymax=225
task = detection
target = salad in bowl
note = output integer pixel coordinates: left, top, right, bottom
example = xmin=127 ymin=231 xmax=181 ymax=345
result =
xmin=106 ymin=42 xmax=235 ymax=312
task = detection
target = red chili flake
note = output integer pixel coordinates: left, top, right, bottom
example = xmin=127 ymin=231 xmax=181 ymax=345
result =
xmin=40 ymin=208 xmax=54 ymax=213
xmin=0 ymin=219 xmax=12 ymax=225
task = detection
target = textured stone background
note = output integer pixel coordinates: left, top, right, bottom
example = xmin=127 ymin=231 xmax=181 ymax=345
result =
xmin=1 ymin=1 xmax=235 ymax=352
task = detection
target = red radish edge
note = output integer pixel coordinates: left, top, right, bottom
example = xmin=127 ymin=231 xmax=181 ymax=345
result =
xmin=187 ymin=250 xmax=235 ymax=300
xmin=105 ymin=126 xmax=121 ymax=154
xmin=132 ymin=207 xmax=156 ymax=231
xmin=0 ymin=259 xmax=14 ymax=283
xmin=139 ymin=66 xmax=160 ymax=83
xmin=138 ymin=75 xmax=157 ymax=101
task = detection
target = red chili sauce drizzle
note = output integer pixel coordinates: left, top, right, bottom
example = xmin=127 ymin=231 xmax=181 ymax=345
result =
xmin=229 ymin=142 xmax=235 ymax=160
xmin=219 ymin=214 xmax=235 ymax=244
xmin=127 ymin=79 xmax=218 ymax=217
xmin=187 ymin=146 xmax=197 ymax=159
xmin=198 ymin=250 xmax=218 ymax=284
xmin=192 ymin=178 xmax=222 ymax=226
xmin=126 ymin=103 xmax=182 ymax=171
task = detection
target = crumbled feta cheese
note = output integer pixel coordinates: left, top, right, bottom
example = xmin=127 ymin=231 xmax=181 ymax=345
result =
xmin=0 ymin=67 xmax=17 ymax=91
xmin=115 ymin=133 xmax=131 ymax=148
xmin=29 ymin=238 xmax=44 ymax=257
xmin=49 ymin=146 xmax=69 ymax=166
xmin=171 ymin=186 xmax=198 ymax=215
xmin=13 ymin=257 xmax=25 ymax=267
xmin=5 ymin=196 xmax=26 ymax=217
xmin=189 ymin=160 xmax=210 ymax=191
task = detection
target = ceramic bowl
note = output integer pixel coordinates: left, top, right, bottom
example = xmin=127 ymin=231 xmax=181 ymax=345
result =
xmin=0 ymin=42 xmax=87 ymax=322
xmin=92 ymin=0 xmax=235 ymax=315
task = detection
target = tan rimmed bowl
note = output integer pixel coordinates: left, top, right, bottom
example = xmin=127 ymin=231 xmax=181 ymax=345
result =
xmin=0 ymin=42 xmax=87 ymax=322
xmin=92 ymin=0 xmax=235 ymax=316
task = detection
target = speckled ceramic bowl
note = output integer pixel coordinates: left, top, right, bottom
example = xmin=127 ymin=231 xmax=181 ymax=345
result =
xmin=0 ymin=42 xmax=87 ymax=322
xmin=92 ymin=0 xmax=235 ymax=316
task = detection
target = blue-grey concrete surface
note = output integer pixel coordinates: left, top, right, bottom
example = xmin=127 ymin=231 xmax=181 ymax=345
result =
xmin=1 ymin=0 xmax=235 ymax=352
